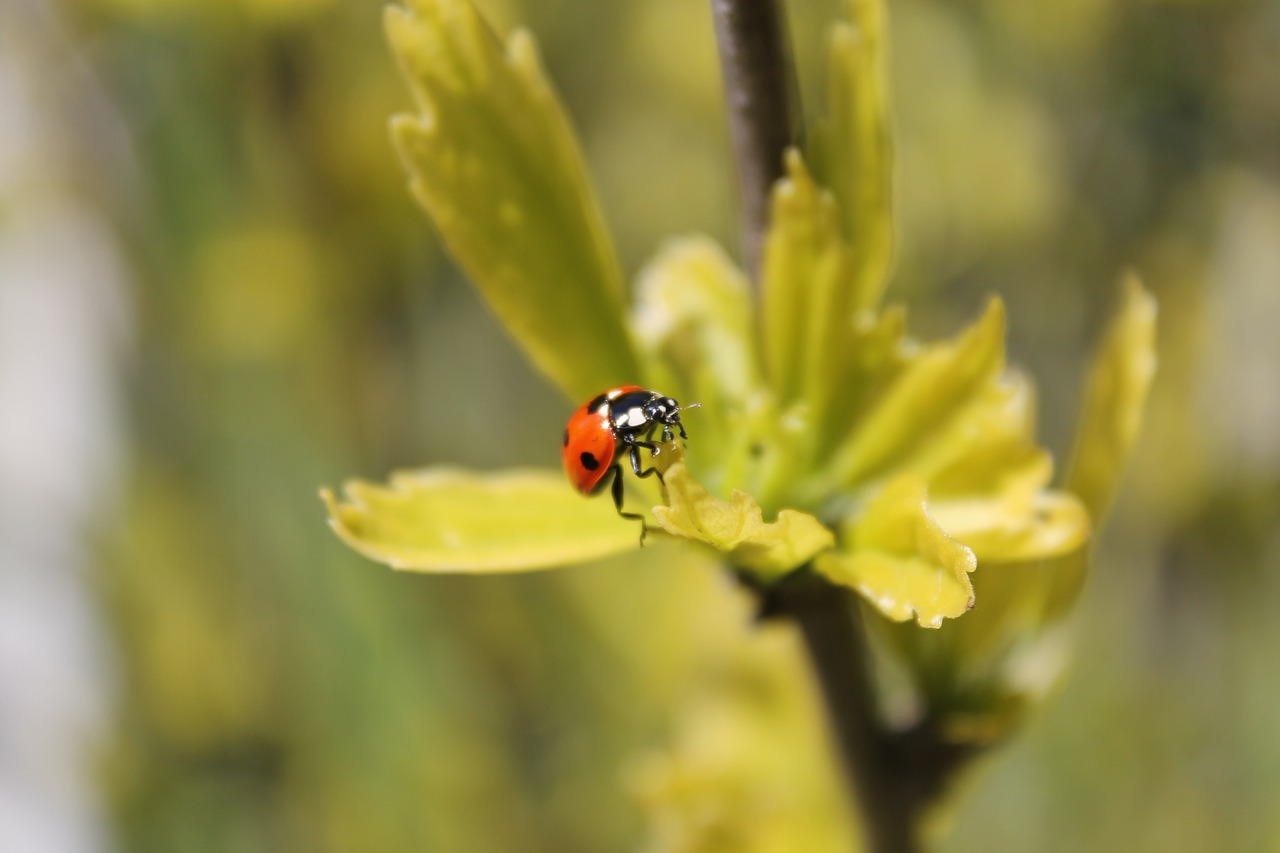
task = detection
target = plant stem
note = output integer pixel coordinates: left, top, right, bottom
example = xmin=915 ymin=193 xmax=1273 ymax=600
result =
xmin=762 ymin=576 xmax=981 ymax=853
xmin=710 ymin=0 xmax=798 ymax=281
xmin=713 ymin=3 xmax=977 ymax=847
xmin=769 ymin=577 xmax=917 ymax=853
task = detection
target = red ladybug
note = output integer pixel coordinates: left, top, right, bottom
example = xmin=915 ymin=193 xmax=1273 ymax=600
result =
xmin=562 ymin=386 xmax=697 ymax=539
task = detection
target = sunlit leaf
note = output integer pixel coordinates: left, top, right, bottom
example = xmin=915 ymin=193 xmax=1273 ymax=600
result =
xmin=1066 ymin=273 xmax=1158 ymax=521
xmin=760 ymin=151 xmax=852 ymax=404
xmin=906 ymin=373 xmax=1037 ymax=486
xmin=809 ymin=304 xmax=911 ymax=459
xmin=760 ymin=151 xmax=878 ymax=462
xmin=816 ymin=298 xmax=1007 ymax=495
xmin=387 ymin=0 xmax=640 ymax=400
xmin=811 ymin=0 xmax=893 ymax=312
xmin=876 ymin=545 xmax=1088 ymax=746
xmin=908 ymin=375 xmax=1091 ymax=563
xmin=653 ymin=462 xmax=834 ymax=581
xmin=932 ymin=488 xmax=1089 ymax=563
xmin=322 ymin=467 xmax=640 ymax=572
xmin=632 ymin=237 xmax=761 ymax=405
xmin=630 ymin=237 xmax=763 ymax=477
xmin=815 ymin=475 xmax=976 ymax=628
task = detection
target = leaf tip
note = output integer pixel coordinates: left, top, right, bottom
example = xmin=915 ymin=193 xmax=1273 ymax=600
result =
xmin=506 ymin=27 xmax=539 ymax=72
xmin=1119 ymin=270 xmax=1158 ymax=373
xmin=982 ymin=293 xmax=1007 ymax=330
xmin=782 ymin=146 xmax=809 ymax=179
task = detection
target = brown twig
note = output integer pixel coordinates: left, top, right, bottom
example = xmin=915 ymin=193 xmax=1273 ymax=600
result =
xmin=710 ymin=0 xmax=798 ymax=281
xmin=713 ymin=1 xmax=978 ymax=847
xmin=760 ymin=573 xmax=980 ymax=853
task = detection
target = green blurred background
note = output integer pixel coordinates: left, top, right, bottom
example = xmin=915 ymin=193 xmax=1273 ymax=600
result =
xmin=2 ymin=0 xmax=1278 ymax=850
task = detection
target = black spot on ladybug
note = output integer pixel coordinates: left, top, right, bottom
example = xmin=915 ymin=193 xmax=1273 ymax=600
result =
xmin=580 ymin=452 xmax=600 ymax=471
xmin=587 ymin=393 xmax=608 ymax=412
xmin=562 ymin=428 xmax=569 ymax=447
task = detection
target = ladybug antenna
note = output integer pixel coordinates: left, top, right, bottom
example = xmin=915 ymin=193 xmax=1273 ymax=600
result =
xmin=672 ymin=402 xmax=699 ymax=442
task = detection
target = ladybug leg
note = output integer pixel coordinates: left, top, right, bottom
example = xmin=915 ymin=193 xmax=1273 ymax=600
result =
xmin=653 ymin=422 xmax=685 ymax=443
xmin=628 ymin=442 xmax=664 ymax=480
xmin=609 ymin=464 xmax=650 ymax=546
xmin=621 ymin=433 xmax=664 ymax=479
xmin=650 ymin=420 xmax=677 ymax=444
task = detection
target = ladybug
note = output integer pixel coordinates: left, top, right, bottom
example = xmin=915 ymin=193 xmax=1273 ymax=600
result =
xmin=562 ymin=386 xmax=697 ymax=540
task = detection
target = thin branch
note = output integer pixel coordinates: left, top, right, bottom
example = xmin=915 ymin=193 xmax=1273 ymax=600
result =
xmin=767 ymin=576 xmax=917 ymax=853
xmin=710 ymin=0 xmax=798 ymax=282
xmin=760 ymin=573 xmax=984 ymax=853
xmin=712 ymin=2 xmax=980 ymax=848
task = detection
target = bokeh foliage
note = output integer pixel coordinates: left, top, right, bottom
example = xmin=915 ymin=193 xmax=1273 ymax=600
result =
xmin=44 ymin=0 xmax=1280 ymax=850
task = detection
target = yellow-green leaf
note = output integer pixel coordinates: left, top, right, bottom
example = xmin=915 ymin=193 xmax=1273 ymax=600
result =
xmin=909 ymin=376 xmax=1091 ymax=563
xmin=817 ymin=298 xmax=1007 ymax=494
xmin=760 ymin=151 xmax=855 ymax=409
xmin=812 ymin=0 xmax=893 ymax=312
xmin=876 ymin=545 xmax=1091 ymax=745
xmin=387 ymin=0 xmax=639 ymax=400
xmin=322 ymin=467 xmax=640 ymax=572
xmin=1066 ymin=274 xmax=1158 ymax=521
xmin=653 ymin=462 xmax=834 ymax=581
xmin=630 ymin=237 xmax=767 ymax=489
xmin=631 ymin=238 xmax=761 ymax=410
xmin=931 ymin=488 xmax=1090 ymax=564
xmin=815 ymin=475 xmax=976 ymax=628
xmin=810 ymin=304 xmax=911 ymax=459
xmin=906 ymin=373 xmax=1037 ymax=487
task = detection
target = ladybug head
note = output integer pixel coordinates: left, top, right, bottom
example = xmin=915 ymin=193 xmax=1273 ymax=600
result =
xmin=643 ymin=395 xmax=682 ymax=424
xmin=644 ymin=394 xmax=700 ymax=439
